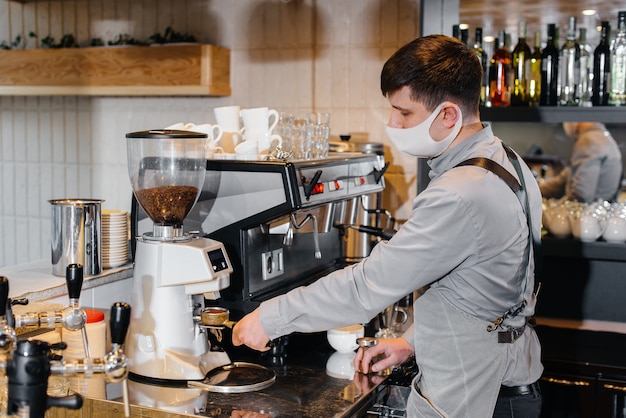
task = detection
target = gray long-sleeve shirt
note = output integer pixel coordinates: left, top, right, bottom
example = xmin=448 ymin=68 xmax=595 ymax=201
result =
xmin=261 ymin=123 xmax=541 ymax=331
xmin=259 ymin=123 xmax=543 ymax=393
xmin=540 ymin=124 xmax=622 ymax=203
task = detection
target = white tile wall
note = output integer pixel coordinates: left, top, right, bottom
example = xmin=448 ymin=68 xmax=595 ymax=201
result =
xmin=0 ymin=0 xmax=422 ymax=268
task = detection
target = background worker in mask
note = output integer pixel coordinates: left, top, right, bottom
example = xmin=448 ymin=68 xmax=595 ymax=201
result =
xmin=233 ymin=34 xmax=543 ymax=417
xmin=539 ymin=122 xmax=623 ymax=203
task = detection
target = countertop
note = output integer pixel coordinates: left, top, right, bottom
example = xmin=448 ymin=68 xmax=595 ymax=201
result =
xmin=0 ymin=260 xmax=391 ymax=417
xmin=0 ymin=258 xmax=133 ymax=301
xmin=98 ymin=332 xmax=390 ymax=418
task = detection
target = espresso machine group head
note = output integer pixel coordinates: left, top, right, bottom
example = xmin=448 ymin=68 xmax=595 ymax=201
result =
xmin=124 ymin=130 xmax=234 ymax=384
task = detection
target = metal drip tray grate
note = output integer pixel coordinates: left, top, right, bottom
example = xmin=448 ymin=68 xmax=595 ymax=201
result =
xmin=366 ymin=385 xmax=410 ymax=417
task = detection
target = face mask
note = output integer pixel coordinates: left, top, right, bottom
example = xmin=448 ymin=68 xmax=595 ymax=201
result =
xmin=385 ymin=102 xmax=463 ymax=158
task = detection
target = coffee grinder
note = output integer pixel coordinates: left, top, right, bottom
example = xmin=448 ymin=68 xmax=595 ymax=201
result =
xmin=125 ymin=130 xmax=233 ymax=383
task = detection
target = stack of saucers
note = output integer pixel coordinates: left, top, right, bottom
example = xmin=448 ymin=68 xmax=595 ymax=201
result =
xmin=101 ymin=210 xmax=129 ymax=268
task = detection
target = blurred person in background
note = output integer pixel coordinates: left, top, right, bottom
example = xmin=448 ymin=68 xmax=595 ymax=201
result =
xmin=539 ymin=122 xmax=622 ymax=203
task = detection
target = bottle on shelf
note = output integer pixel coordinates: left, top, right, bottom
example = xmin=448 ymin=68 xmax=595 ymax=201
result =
xmin=540 ymin=23 xmax=560 ymax=106
xmin=578 ymin=27 xmax=593 ymax=107
xmin=592 ymin=21 xmax=611 ymax=106
xmin=610 ymin=11 xmax=626 ymax=106
xmin=460 ymin=27 xmax=469 ymax=46
xmin=560 ymin=16 xmax=581 ymax=106
xmin=511 ymin=20 xmax=532 ymax=106
xmin=529 ymin=31 xmax=542 ymax=106
xmin=473 ymin=27 xmax=489 ymax=106
xmin=452 ymin=24 xmax=460 ymax=41
xmin=489 ymin=32 xmax=512 ymax=107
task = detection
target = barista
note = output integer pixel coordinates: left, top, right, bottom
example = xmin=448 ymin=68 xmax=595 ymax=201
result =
xmin=539 ymin=122 xmax=622 ymax=203
xmin=233 ymin=34 xmax=542 ymax=417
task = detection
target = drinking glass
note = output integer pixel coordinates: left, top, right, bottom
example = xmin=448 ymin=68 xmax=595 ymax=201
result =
xmin=307 ymin=112 xmax=331 ymax=159
xmin=291 ymin=117 xmax=311 ymax=160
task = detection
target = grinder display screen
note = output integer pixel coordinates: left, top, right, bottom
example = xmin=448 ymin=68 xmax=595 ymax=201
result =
xmin=208 ymin=249 xmax=229 ymax=272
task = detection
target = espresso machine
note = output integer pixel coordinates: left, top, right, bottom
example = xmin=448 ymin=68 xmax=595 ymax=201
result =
xmin=132 ymin=152 xmax=387 ymax=322
xmin=125 ymin=130 xmax=234 ymax=383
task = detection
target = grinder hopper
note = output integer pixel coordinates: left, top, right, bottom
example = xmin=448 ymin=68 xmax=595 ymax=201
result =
xmin=125 ymin=129 xmax=233 ymax=383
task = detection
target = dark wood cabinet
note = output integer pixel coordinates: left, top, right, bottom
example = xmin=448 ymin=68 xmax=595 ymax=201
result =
xmin=536 ymin=326 xmax=626 ymax=418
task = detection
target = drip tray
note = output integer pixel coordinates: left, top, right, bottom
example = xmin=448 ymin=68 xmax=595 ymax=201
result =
xmin=188 ymin=362 xmax=276 ymax=393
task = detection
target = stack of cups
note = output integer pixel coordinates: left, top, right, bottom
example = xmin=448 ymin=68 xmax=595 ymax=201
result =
xmin=214 ymin=105 xmax=243 ymax=159
xmin=239 ymin=107 xmax=282 ymax=159
xmin=101 ymin=210 xmax=129 ymax=268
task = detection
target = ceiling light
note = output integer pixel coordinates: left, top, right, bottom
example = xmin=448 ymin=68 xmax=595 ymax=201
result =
xmin=582 ymin=9 xmax=597 ymax=16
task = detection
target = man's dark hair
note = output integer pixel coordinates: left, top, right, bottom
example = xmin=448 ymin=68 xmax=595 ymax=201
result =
xmin=381 ymin=34 xmax=481 ymax=117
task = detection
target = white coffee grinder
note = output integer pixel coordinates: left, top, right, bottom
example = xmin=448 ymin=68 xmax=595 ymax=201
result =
xmin=125 ymin=129 xmax=233 ymax=384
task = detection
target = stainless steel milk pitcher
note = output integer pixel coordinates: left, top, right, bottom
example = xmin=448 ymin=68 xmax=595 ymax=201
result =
xmin=50 ymin=199 xmax=104 ymax=277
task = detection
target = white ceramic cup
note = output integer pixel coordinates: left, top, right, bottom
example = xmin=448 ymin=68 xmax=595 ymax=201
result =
xmin=220 ymin=131 xmax=243 ymax=153
xmin=165 ymin=122 xmax=186 ymax=130
xmin=240 ymin=107 xmax=279 ymax=134
xmin=326 ymin=324 xmax=365 ymax=353
xmin=246 ymin=131 xmax=283 ymax=154
xmin=192 ymin=124 xmax=223 ymax=145
xmin=205 ymin=144 xmax=224 ymax=159
xmin=214 ymin=105 xmax=241 ymax=132
xmin=213 ymin=152 xmax=236 ymax=160
xmin=235 ymin=140 xmax=259 ymax=160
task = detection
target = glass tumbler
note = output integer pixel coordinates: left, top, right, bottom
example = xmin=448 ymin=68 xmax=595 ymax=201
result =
xmin=307 ymin=112 xmax=331 ymax=159
xmin=291 ymin=117 xmax=311 ymax=160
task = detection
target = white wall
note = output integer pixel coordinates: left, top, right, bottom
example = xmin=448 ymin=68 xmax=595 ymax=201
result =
xmin=0 ymin=0 xmax=423 ymax=267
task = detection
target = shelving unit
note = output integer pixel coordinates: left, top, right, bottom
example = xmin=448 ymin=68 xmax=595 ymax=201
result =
xmin=480 ymin=106 xmax=626 ymax=124
xmin=0 ymin=44 xmax=231 ymax=96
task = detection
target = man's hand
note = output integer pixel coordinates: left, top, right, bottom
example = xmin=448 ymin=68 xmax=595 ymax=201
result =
xmin=354 ymin=337 xmax=414 ymax=374
xmin=232 ymin=308 xmax=271 ymax=351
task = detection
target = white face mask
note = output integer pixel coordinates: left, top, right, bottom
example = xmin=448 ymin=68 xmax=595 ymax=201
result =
xmin=385 ymin=102 xmax=463 ymax=158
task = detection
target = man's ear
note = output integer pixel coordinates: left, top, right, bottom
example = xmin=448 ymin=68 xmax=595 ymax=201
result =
xmin=441 ymin=104 xmax=461 ymax=129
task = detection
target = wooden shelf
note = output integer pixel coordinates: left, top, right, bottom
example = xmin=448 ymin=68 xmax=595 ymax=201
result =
xmin=480 ymin=106 xmax=626 ymax=124
xmin=0 ymin=44 xmax=231 ymax=96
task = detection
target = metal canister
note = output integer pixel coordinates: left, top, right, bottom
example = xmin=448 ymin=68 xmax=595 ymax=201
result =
xmin=329 ymin=140 xmax=385 ymax=261
xmin=49 ymin=198 xmax=104 ymax=277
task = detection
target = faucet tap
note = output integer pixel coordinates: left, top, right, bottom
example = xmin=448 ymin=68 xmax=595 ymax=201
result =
xmin=12 ymin=264 xmax=90 ymax=355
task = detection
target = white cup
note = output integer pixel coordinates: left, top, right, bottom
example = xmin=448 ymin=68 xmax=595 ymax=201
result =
xmin=192 ymin=124 xmax=223 ymax=146
xmin=214 ymin=105 xmax=241 ymax=132
xmin=220 ymin=131 xmax=243 ymax=153
xmin=240 ymin=107 xmax=279 ymax=134
xmin=235 ymin=140 xmax=259 ymax=160
xmin=165 ymin=122 xmax=186 ymax=130
xmin=205 ymin=144 xmax=224 ymax=159
xmin=245 ymin=130 xmax=283 ymax=154
xmin=326 ymin=324 xmax=365 ymax=353
xmin=213 ymin=152 xmax=236 ymax=160
xmin=259 ymin=133 xmax=283 ymax=154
